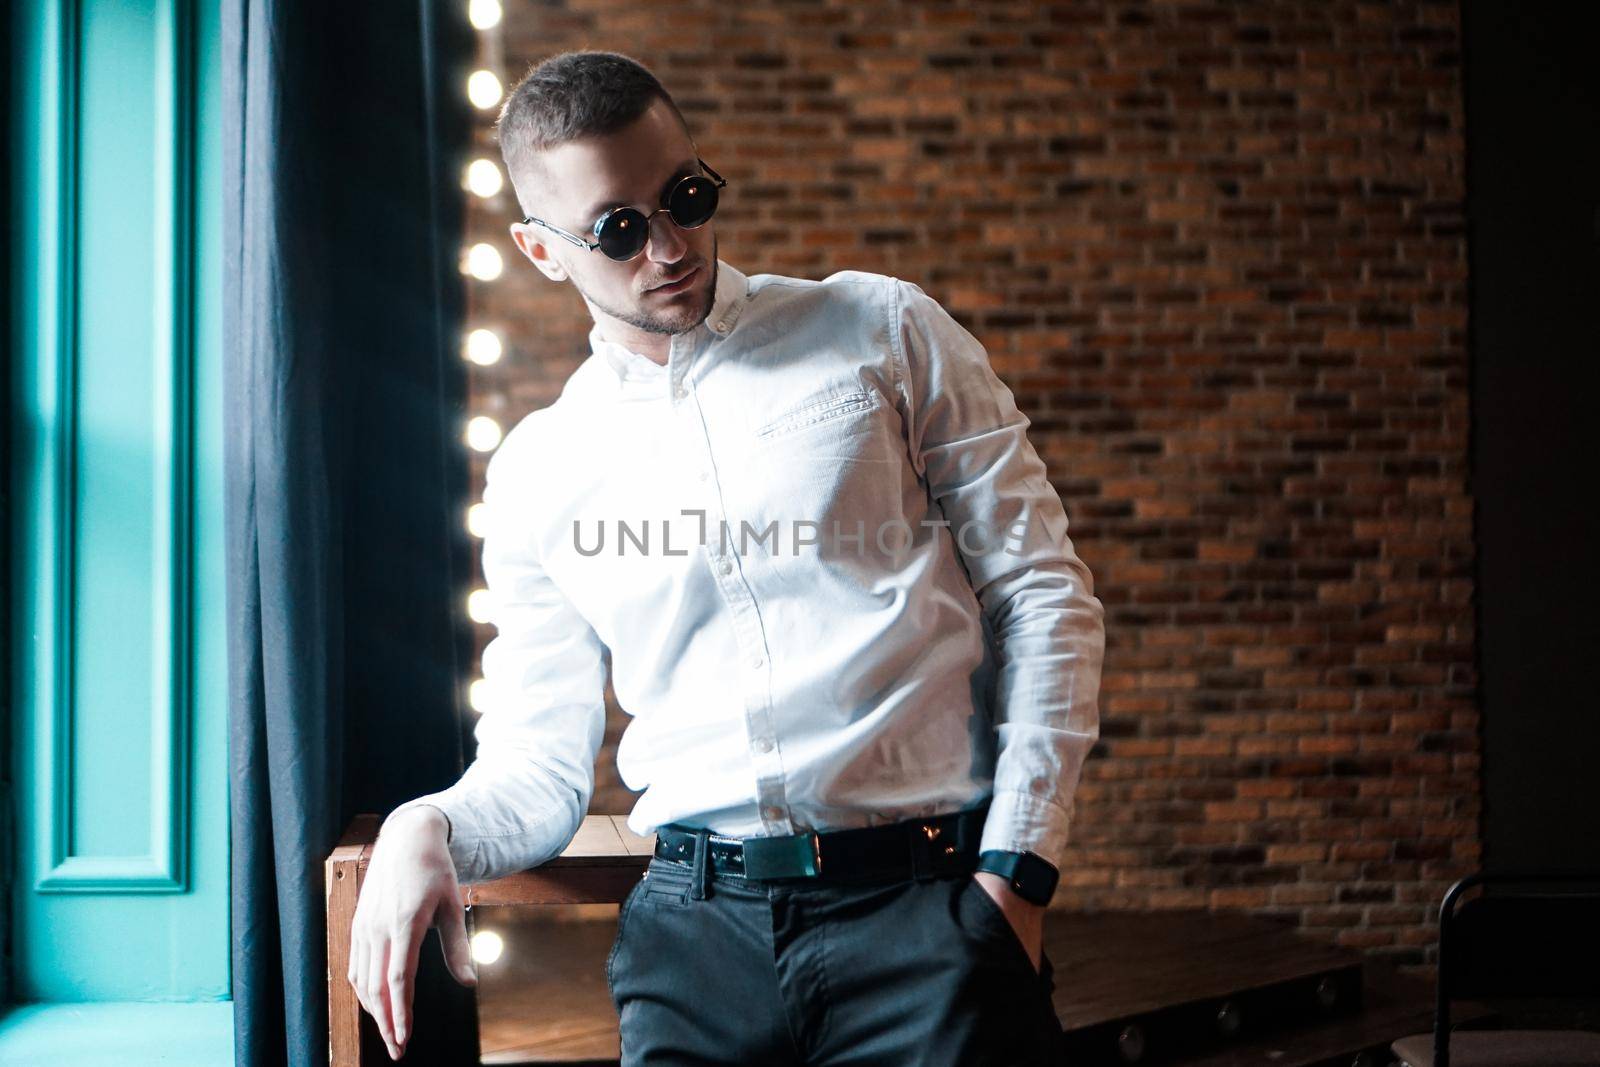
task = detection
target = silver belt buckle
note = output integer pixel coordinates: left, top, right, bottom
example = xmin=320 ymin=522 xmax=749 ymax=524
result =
xmin=741 ymin=830 xmax=822 ymax=879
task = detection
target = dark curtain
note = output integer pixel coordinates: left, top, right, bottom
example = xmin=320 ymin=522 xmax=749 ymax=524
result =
xmin=223 ymin=2 xmax=479 ymax=1064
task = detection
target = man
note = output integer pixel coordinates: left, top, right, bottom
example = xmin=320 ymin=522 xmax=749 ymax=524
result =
xmin=349 ymin=49 xmax=1105 ymax=1066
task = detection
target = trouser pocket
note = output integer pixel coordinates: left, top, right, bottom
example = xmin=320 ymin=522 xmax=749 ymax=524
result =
xmin=606 ymin=875 xmax=648 ymax=999
xmin=637 ymin=858 xmax=699 ymax=906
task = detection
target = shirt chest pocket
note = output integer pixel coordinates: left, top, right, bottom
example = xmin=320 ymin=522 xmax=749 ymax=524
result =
xmin=741 ymin=384 xmax=910 ymax=559
xmin=756 ymin=389 xmax=879 ymax=442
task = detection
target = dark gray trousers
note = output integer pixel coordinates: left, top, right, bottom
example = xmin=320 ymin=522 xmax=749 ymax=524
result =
xmin=606 ymin=841 xmax=1066 ymax=1066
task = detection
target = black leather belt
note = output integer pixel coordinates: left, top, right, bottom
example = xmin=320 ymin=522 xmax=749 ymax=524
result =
xmin=652 ymin=800 xmax=991 ymax=883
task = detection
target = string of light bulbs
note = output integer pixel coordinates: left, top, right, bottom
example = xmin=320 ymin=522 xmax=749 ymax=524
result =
xmin=460 ymin=0 xmax=508 ymax=721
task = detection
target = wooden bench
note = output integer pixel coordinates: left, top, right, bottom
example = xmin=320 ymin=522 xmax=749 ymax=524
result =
xmin=324 ymin=813 xmax=655 ymax=1066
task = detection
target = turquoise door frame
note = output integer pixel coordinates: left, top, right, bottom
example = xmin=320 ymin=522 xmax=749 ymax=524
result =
xmin=7 ymin=0 xmax=228 ymax=1001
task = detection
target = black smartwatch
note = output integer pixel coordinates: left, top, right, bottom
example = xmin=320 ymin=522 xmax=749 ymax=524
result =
xmin=975 ymin=849 xmax=1060 ymax=906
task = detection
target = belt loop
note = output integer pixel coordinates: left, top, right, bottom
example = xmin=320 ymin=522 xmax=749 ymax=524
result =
xmin=958 ymin=800 xmax=988 ymax=862
xmin=690 ymin=828 xmax=713 ymax=900
xmin=956 ymin=803 xmax=981 ymax=857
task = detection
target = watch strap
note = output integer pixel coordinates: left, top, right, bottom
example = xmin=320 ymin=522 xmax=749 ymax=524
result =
xmin=975 ymin=848 xmax=1060 ymax=905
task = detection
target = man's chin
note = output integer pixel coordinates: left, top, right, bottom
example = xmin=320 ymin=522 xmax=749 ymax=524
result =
xmin=649 ymin=297 xmax=714 ymax=334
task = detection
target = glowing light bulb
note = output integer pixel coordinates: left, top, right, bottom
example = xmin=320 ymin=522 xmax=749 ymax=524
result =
xmin=467 ymin=588 xmax=495 ymax=624
xmin=464 ymin=328 xmax=503 ymax=366
xmin=465 ymin=243 xmax=503 ymax=281
xmin=468 ymin=0 xmax=502 ymax=30
xmin=471 ymin=929 xmax=504 ymax=965
xmin=466 ymin=503 xmax=489 ymax=538
xmin=466 ymin=415 xmax=502 ymax=452
xmin=467 ymin=70 xmax=502 ymax=110
xmin=465 ymin=158 xmax=503 ymax=198
xmin=468 ymin=677 xmax=494 ymax=715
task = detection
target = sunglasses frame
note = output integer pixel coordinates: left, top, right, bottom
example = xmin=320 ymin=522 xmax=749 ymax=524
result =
xmin=521 ymin=158 xmax=728 ymax=262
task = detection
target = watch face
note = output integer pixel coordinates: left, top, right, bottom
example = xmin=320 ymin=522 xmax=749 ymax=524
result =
xmin=1016 ymin=854 xmax=1058 ymax=904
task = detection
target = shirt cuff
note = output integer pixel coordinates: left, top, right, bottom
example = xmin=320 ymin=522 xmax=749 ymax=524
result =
xmin=977 ymin=787 xmax=1076 ymax=874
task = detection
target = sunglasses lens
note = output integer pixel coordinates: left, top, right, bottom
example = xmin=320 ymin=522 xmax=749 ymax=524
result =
xmin=668 ymin=175 xmax=719 ymax=228
xmin=598 ymin=209 xmax=649 ymax=261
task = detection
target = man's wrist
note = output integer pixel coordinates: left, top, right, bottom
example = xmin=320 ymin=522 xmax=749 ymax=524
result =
xmin=974 ymin=869 xmax=1047 ymax=913
xmin=385 ymin=802 xmax=452 ymax=844
xmin=975 ymin=848 xmax=1060 ymax=906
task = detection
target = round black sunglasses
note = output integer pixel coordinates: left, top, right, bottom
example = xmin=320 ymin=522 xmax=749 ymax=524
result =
xmin=521 ymin=158 xmax=728 ymax=262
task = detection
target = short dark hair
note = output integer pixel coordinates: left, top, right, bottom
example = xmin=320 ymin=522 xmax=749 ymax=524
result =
xmin=496 ymin=50 xmax=693 ymax=219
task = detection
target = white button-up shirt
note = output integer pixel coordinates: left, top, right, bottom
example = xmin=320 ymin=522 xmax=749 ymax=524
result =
xmin=394 ymin=258 xmax=1105 ymax=886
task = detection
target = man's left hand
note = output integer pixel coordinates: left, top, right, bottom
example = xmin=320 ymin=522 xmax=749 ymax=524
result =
xmin=973 ymin=870 xmax=1046 ymax=973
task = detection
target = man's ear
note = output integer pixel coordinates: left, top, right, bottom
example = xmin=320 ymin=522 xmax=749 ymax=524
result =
xmin=508 ymin=222 xmax=565 ymax=281
xmin=507 ymin=221 xmax=537 ymax=262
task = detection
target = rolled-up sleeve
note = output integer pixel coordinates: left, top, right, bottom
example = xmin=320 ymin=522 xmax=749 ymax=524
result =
xmin=891 ymin=278 xmax=1105 ymax=874
xmin=389 ymin=419 xmax=609 ymax=885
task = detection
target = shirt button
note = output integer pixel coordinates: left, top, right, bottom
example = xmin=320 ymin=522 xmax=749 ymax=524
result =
xmin=751 ymin=655 xmax=765 ymax=669
xmin=674 ymin=384 xmax=687 ymax=399
xmin=718 ymin=559 xmax=733 ymax=576
xmin=754 ymin=736 xmax=774 ymax=754
xmin=697 ymin=470 xmax=709 ymax=483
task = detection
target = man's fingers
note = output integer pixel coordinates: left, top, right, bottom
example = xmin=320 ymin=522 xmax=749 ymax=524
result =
xmin=354 ymin=936 xmax=383 ymax=1050
xmin=436 ymin=898 xmax=478 ymax=988
xmin=377 ymin=982 xmax=401 ymax=1061
xmin=368 ymin=937 xmax=399 ymax=1058
xmin=388 ymin=919 xmax=426 ymax=1048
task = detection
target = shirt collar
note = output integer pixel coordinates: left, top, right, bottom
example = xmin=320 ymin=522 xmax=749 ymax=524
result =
xmin=590 ymin=258 xmax=750 ymax=383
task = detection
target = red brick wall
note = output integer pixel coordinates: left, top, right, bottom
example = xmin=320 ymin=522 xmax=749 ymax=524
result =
xmin=457 ymin=0 xmax=1475 ymax=974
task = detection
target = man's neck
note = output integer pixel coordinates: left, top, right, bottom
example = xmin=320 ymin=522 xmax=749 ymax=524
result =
xmin=598 ymin=327 xmax=670 ymax=367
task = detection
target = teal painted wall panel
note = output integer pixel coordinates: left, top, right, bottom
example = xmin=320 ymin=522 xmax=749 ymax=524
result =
xmin=72 ymin=0 xmax=161 ymax=860
xmin=9 ymin=0 xmax=229 ymax=1001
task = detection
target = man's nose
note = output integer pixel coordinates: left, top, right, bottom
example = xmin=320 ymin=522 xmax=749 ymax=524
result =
xmin=645 ymin=209 xmax=690 ymax=258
